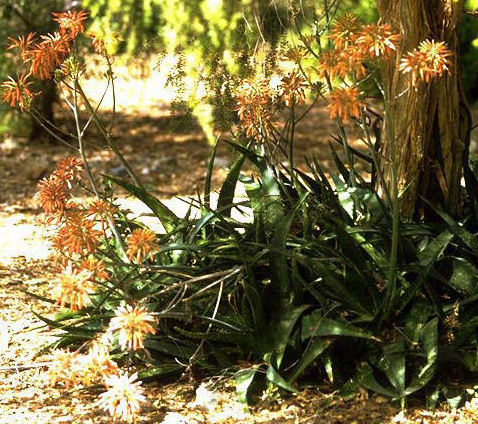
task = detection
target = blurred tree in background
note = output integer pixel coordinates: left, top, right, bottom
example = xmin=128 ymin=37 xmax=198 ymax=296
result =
xmin=460 ymin=0 xmax=478 ymax=101
xmin=83 ymin=0 xmax=163 ymax=55
xmin=3 ymin=0 xmax=478 ymax=142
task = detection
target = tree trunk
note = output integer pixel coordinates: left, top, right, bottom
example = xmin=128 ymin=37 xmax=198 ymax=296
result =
xmin=29 ymin=79 xmax=58 ymax=144
xmin=377 ymin=0 xmax=470 ymax=219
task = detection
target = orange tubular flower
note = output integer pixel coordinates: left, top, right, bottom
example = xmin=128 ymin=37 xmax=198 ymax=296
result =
xmin=80 ymin=343 xmax=119 ymax=386
xmin=87 ymin=199 xmax=117 ymax=223
xmin=97 ymin=372 xmax=146 ymax=423
xmin=1 ymin=74 xmax=36 ymax=111
xmin=87 ymin=199 xmax=115 ymax=233
xmin=330 ymin=12 xmax=363 ymax=49
xmin=327 ymin=86 xmax=364 ymax=124
xmin=356 ymin=23 xmax=401 ymax=59
xmin=109 ymin=304 xmax=156 ymax=351
xmin=281 ymin=72 xmax=307 ymax=107
xmin=126 ymin=228 xmax=158 ymax=263
xmin=7 ymin=32 xmax=36 ymax=60
xmin=52 ymin=10 xmax=89 ymax=39
xmin=48 ymin=349 xmax=82 ymax=387
xmin=36 ymin=176 xmax=70 ymax=215
xmin=53 ymin=156 xmax=83 ymax=186
xmin=236 ymin=77 xmax=275 ymax=139
xmin=52 ymin=211 xmax=101 ymax=256
xmin=317 ymin=51 xmax=342 ymax=80
xmin=80 ymin=257 xmax=110 ymax=281
xmin=28 ymin=32 xmax=71 ymax=80
xmin=90 ymin=32 xmax=106 ymax=55
xmin=399 ymin=40 xmax=453 ymax=88
xmin=53 ymin=262 xmax=95 ymax=311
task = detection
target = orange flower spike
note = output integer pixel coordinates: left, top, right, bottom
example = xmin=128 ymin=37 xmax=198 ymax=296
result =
xmin=87 ymin=199 xmax=117 ymax=220
xmin=90 ymin=33 xmax=106 ymax=55
xmin=35 ymin=176 xmax=70 ymax=215
xmin=330 ymin=12 xmax=363 ymax=49
xmin=357 ymin=23 xmax=402 ymax=59
xmin=327 ymin=87 xmax=364 ymax=124
xmin=52 ymin=10 xmax=89 ymax=39
xmin=1 ymin=74 xmax=36 ymax=111
xmin=126 ymin=228 xmax=159 ymax=263
xmin=281 ymin=72 xmax=307 ymax=107
xmin=29 ymin=32 xmax=71 ymax=80
xmin=80 ymin=343 xmax=119 ymax=386
xmin=399 ymin=40 xmax=452 ymax=88
xmin=53 ymin=156 xmax=83 ymax=186
xmin=48 ymin=349 xmax=82 ymax=387
xmin=109 ymin=305 xmax=156 ymax=351
xmin=53 ymin=262 xmax=95 ymax=311
xmin=419 ymin=39 xmax=453 ymax=77
xmin=80 ymin=257 xmax=110 ymax=281
xmin=341 ymin=48 xmax=367 ymax=79
xmin=317 ymin=51 xmax=341 ymax=80
xmin=55 ymin=211 xmax=101 ymax=255
xmin=235 ymin=76 xmax=276 ymax=139
xmin=87 ymin=199 xmax=117 ymax=233
xmin=7 ymin=32 xmax=36 ymax=59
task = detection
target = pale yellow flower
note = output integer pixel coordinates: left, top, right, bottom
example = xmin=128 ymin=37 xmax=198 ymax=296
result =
xmin=97 ymin=372 xmax=146 ymax=423
xmin=109 ymin=304 xmax=156 ymax=351
xmin=53 ymin=262 xmax=94 ymax=311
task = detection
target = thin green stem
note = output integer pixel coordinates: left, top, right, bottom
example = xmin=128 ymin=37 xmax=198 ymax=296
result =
xmin=75 ymin=82 xmax=144 ymax=189
xmin=72 ymin=77 xmax=128 ymax=260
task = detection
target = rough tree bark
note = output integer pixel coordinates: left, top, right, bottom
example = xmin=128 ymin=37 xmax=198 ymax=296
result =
xmin=377 ymin=0 xmax=470 ymax=219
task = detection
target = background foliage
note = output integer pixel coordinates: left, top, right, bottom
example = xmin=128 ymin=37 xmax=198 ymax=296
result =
xmin=2 ymin=0 xmax=478 ymax=140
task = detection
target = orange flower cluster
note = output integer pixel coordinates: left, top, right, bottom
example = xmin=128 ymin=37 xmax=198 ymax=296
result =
xmin=281 ymin=72 xmax=307 ymax=107
xmin=48 ymin=343 xmax=118 ymax=388
xmin=90 ymin=32 xmax=107 ymax=55
xmin=329 ymin=12 xmax=363 ymax=49
xmin=36 ymin=156 xmax=82 ymax=215
xmin=80 ymin=257 xmax=110 ymax=281
xmin=80 ymin=343 xmax=120 ymax=386
xmin=53 ymin=259 xmax=109 ymax=312
xmin=53 ymin=156 xmax=83 ymax=187
xmin=1 ymin=74 xmax=36 ymax=111
xmin=356 ymin=23 xmax=402 ymax=59
xmin=327 ymin=87 xmax=364 ymax=124
xmin=318 ymin=14 xmax=401 ymax=85
xmin=88 ymin=199 xmax=117 ymax=232
xmin=126 ymin=228 xmax=159 ymax=263
xmin=36 ymin=175 xmax=72 ymax=215
xmin=52 ymin=10 xmax=88 ymax=39
xmin=35 ymin=157 xmax=116 ymax=269
xmin=235 ymin=71 xmax=306 ymax=139
xmin=2 ymin=11 xmax=88 ymax=109
xmin=236 ymin=76 xmax=275 ymax=139
xmin=51 ymin=211 xmax=101 ymax=257
xmin=108 ymin=304 xmax=156 ymax=351
xmin=53 ymin=262 xmax=95 ymax=311
xmin=399 ymin=40 xmax=453 ymax=88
